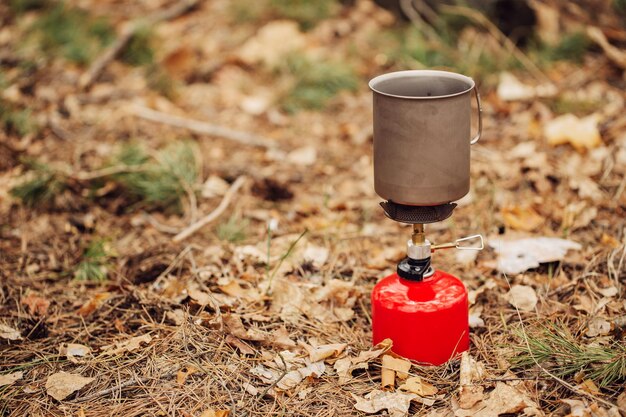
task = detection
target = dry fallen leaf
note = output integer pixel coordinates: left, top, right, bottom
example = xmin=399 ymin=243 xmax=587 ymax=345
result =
xmin=507 ymin=285 xmax=538 ymax=312
xmin=176 ymin=366 xmax=198 ymax=385
xmin=0 ymin=324 xmax=22 ymax=341
xmin=45 ymin=372 xmax=95 ymax=401
xmin=456 ymin=382 xmax=539 ymax=417
xmin=270 ymin=327 xmax=297 ymax=349
xmin=334 ymin=357 xmax=353 ymax=384
xmin=352 ymin=389 xmax=417 ymax=417
xmin=561 ymin=398 xmax=590 ymax=417
xmin=399 ymin=376 xmax=438 ymax=396
xmin=586 ymin=317 xmax=611 ymax=337
xmin=21 ymin=293 xmax=50 ymax=316
xmin=501 ymin=205 xmax=544 ymax=232
xmin=59 ymin=343 xmax=91 ymax=363
xmin=382 ymin=355 xmax=411 ymax=380
xmin=101 ymin=334 xmax=152 ymax=356
xmin=303 ymin=342 xmax=347 ymax=362
xmin=77 ymin=292 xmax=111 ymax=317
xmin=287 ymin=146 xmax=318 ymax=166
xmin=225 ymin=335 xmax=256 ymax=355
xmin=544 ymin=114 xmax=602 ymax=152
xmin=490 ymin=237 xmax=581 ymax=275
xmin=236 ymin=20 xmax=305 ymax=67
xmin=0 ymin=371 xmax=23 ymax=387
xmin=223 ymin=314 xmax=268 ymax=342
xmin=496 ymin=71 xmax=556 ymax=101
xmin=199 ymin=409 xmax=230 ymax=417
xmin=458 ymin=351 xmax=485 ymax=410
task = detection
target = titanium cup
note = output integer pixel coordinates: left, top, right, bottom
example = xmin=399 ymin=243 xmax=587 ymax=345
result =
xmin=369 ymin=70 xmax=482 ymax=206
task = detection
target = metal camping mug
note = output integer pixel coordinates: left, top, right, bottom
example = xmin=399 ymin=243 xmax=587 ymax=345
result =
xmin=369 ymin=70 xmax=482 ymax=206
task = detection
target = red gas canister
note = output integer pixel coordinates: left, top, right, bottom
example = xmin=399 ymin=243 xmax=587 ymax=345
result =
xmin=371 ymin=268 xmax=469 ymax=365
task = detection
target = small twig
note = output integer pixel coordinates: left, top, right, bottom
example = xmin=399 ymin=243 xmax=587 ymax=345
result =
xmin=79 ymin=0 xmax=200 ymax=89
xmin=260 ymin=352 xmax=288 ymax=398
xmin=265 ymin=229 xmax=308 ymax=296
xmin=131 ymin=105 xmax=277 ymax=149
xmin=173 ymin=176 xmax=247 ymax=242
xmin=587 ymin=26 xmax=626 ymax=70
xmin=440 ymin=4 xmax=552 ymax=84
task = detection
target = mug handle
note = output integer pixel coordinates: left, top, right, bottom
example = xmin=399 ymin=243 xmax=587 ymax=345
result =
xmin=470 ymin=86 xmax=482 ymax=145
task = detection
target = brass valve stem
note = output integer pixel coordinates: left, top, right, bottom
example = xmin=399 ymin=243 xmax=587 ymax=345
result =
xmin=412 ymin=223 xmax=425 ymax=244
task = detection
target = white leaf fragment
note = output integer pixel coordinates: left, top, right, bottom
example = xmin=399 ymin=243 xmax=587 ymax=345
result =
xmin=490 ymin=237 xmax=581 ymax=275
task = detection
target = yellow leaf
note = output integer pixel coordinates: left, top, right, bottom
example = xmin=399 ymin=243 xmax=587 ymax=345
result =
xmin=544 ymin=114 xmax=602 ymax=152
xmin=501 ymin=205 xmax=543 ymax=232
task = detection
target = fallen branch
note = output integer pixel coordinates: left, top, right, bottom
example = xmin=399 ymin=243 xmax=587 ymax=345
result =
xmin=587 ymin=26 xmax=626 ymax=71
xmin=173 ymin=176 xmax=247 ymax=243
xmin=79 ymin=0 xmax=200 ymax=89
xmin=131 ymin=105 xmax=277 ymax=149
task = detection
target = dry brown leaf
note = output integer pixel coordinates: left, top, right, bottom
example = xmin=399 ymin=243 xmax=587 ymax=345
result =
xmin=218 ymin=280 xmax=261 ymax=302
xmin=458 ymin=351 xmax=484 ymax=410
xmin=45 ymin=372 xmax=95 ymax=401
xmin=456 ymin=382 xmax=539 ymax=417
xmin=225 ymin=335 xmax=256 ymax=355
xmin=334 ymin=357 xmax=352 ymax=384
xmin=352 ymin=389 xmax=417 ymax=417
xmin=352 ymin=338 xmax=392 ymax=366
xmin=579 ymin=379 xmax=601 ymax=395
xmin=101 ymin=334 xmax=152 ymax=356
xmin=586 ymin=317 xmax=611 ymax=337
xmin=236 ymin=20 xmax=305 ymax=67
xmin=399 ymin=376 xmax=438 ymax=396
xmin=0 ymin=371 xmax=23 ymax=387
xmin=223 ymin=314 xmax=267 ymax=342
xmin=199 ymin=409 xmax=230 ymax=417
xmin=303 ymin=342 xmax=347 ymax=362
xmin=21 ymin=293 xmax=50 ymax=316
xmin=77 ymin=292 xmax=111 ymax=317
xmin=544 ymin=114 xmax=602 ymax=152
xmin=270 ymin=327 xmax=296 ymax=349
xmin=507 ymin=285 xmax=538 ymax=312
xmin=561 ymin=398 xmax=590 ymax=417
xmin=0 ymin=324 xmax=22 ymax=341
xmin=176 ymin=366 xmax=198 ymax=385
xmin=276 ymin=361 xmax=325 ymax=390
xmin=382 ymin=354 xmax=411 ymax=380
xmin=501 ymin=205 xmax=543 ymax=232
xmin=59 ymin=343 xmax=91 ymax=363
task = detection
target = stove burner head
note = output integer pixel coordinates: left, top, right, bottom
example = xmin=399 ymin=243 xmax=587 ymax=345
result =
xmin=380 ymin=201 xmax=456 ymax=224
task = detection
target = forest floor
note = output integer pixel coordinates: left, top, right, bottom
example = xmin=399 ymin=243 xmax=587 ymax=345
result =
xmin=1 ymin=0 xmax=626 ymax=416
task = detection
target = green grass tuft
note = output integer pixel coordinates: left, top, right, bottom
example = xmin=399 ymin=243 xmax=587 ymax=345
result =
xmin=120 ymin=27 xmax=155 ymax=67
xmin=74 ymin=239 xmax=112 ymax=281
xmin=269 ymin=0 xmax=338 ymax=31
xmin=0 ymin=100 xmax=38 ymax=137
xmin=513 ymin=322 xmax=626 ymax=388
xmin=31 ymin=4 xmax=114 ymax=64
xmin=111 ymin=141 xmax=199 ymax=211
xmin=9 ymin=0 xmax=48 ymax=14
xmin=217 ymin=214 xmax=249 ymax=243
xmin=281 ymin=54 xmax=357 ymax=113
xmin=9 ymin=160 xmax=65 ymax=207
